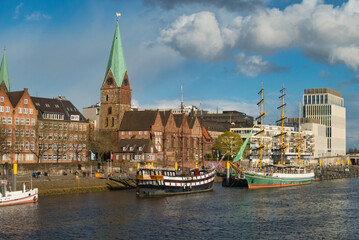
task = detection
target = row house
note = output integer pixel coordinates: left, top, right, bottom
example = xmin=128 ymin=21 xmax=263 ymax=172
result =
xmin=31 ymin=96 xmax=90 ymax=163
xmin=116 ymin=110 xmax=213 ymax=163
xmin=113 ymin=138 xmax=158 ymax=162
xmin=0 ymin=86 xmax=90 ymax=163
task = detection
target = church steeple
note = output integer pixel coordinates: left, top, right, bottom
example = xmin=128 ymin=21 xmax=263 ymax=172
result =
xmin=104 ymin=21 xmax=127 ymax=87
xmin=0 ymin=50 xmax=10 ymax=92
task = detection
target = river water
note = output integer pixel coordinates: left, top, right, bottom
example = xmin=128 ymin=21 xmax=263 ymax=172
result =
xmin=1 ymin=178 xmax=359 ymax=240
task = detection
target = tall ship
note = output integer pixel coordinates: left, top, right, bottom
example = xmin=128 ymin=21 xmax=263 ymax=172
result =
xmin=243 ymin=86 xmax=315 ymax=189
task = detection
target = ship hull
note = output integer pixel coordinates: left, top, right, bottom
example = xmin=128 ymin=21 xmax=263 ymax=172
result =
xmin=137 ymin=169 xmax=216 ymax=197
xmin=0 ymin=189 xmax=38 ymax=207
xmin=244 ymin=172 xmax=314 ymax=189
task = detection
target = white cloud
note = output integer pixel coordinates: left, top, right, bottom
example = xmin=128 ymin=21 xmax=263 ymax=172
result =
xmin=25 ymin=11 xmax=51 ymax=21
xmin=159 ymin=0 xmax=359 ymax=72
xmin=14 ymin=3 xmax=23 ymax=19
xmin=235 ymin=53 xmax=287 ymax=77
xmin=159 ymin=11 xmax=225 ymax=61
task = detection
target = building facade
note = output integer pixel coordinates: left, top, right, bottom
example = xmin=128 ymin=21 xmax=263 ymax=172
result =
xmin=303 ymin=88 xmax=346 ymax=156
xmin=231 ymin=124 xmax=315 ymax=165
xmin=0 ymin=51 xmax=90 ymax=163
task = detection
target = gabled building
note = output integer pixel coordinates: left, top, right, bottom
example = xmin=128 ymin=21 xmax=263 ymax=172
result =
xmin=117 ymin=110 xmax=212 ymax=163
xmin=0 ymin=50 xmax=90 ymax=163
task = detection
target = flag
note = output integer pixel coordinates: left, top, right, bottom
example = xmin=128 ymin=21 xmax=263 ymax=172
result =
xmin=116 ymin=12 xmax=121 ymax=17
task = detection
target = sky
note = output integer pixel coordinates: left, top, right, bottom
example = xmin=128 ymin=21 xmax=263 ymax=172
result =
xmin=0 ymin=0 xmax=359 ymax=149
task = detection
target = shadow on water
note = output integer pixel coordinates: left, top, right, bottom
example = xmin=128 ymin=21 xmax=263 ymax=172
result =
xmin=1 ymin=178 xmax=359 ymax=239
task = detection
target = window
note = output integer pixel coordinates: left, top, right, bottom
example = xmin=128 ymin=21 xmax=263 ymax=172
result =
xmin=70 ymin=134 xmax=73 ymax=141
xmin=35 ymin=103 xmax=40 ymax=106
xmin=0 ymin=106 xmax=3 ymax=112
xmin=31 ymin=118 xmax=35 ymax=126
xmin=139 ymin=131 xmax=143 ymax=135
xmin=5 ymin=107 xmax=9 ymax=113
xmin=26 ymin=118 xmax=30 ymax=125
xmin=29 ymin=108 xmax=33 ymax=114
xmin=25 ymin=142 xmax=29 ymax=150
xmin=112 ymin=117 xmax=114 ymax=127
xmin=55 ymin=104 xmax=59 ymax=108
xmin=43 ymin=155 xmax=47 ymax=160
xmin=106 ymin=95 xmax=109 ymax=101
xmin=24 ymin=108 xmax=28 ymax=114
xmin=108 ymin=107 xmax=112 ymax=115
xmin=83 ymin=126 xmax=86 ymax=131
xmin=69 ymin=124 xmax=73 ymax=131
xmin=7 ymin=117 xmax=11 ymax=124
xmin=15 ymin=118 xmax=19 ymax=125
xmin=121 ymin=131 xmax=124 ymax=135
xmin=15 ymin=129 xmax=19 ymax=137
xmin=2 ymin=117 xmax=5 ymax=124
xmin=31 ymin=130 xmax=35 ymax=137
xmin=7 ymin=129 xmax=11 ymax=137
xmin=0 ymin=97 xmax=3 ymax=102
xmin=45 ymin=104 xmax=50 ymax=107
xmin=75 ymin=125 xmax=78 ymax=131
xmin=79 ymin=125 xmax=82 ymax=131
xmin=24 ymin=99 xmax=28 ymax=104
xmin=48 ymin=155 xmax=52 ymax=160
xmin=18 ymin=108 xmax=22 ymax=114
xmin=20 ymin=129 xmax=24 ymax=137
xmin=26 ymin=130 xmax=30 ymax=137
xmin=21 ymin=118 xmax=25 ymax=125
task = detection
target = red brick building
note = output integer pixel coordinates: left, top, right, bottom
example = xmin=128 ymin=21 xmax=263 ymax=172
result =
xmin=0 ymin=50 xmax=90 ymax=164
xmin=116 ymin=110 xmax=212 ymax=164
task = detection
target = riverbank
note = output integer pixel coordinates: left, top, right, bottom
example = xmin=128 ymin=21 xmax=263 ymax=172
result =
xmin=16 ymin=175 xmax=136 ymax=196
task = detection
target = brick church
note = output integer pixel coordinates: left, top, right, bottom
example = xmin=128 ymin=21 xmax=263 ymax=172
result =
xmin=96 ymin=19 xmax=213 ymax=165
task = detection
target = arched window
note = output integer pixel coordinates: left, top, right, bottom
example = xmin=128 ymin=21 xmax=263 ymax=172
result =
xmin=108 ymin=107 xmax=112 ymax=115
xmin=106 ymin=95 xmax=109 ymax=101
xmin=106 ymin=118 xmax=108 ymax=127
xmin=112 ymin=117 xmax=114 ymax=127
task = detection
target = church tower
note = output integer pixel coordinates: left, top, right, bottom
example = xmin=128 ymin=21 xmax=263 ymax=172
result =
xmin=0 ymin=50 xmax=10 ymax=92
xmin=100 ymin=19 xmax=131 ymax=130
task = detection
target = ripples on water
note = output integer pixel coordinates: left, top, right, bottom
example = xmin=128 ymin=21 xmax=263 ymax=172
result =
xmin=0 ymin=178 xmax=358 ymax=239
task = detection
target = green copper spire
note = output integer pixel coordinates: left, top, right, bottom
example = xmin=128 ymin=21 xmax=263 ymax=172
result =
xmin=104 ymin=21 xmax=127 ymax=87
xmin=0 ymin=50 xmax=10 ymax=91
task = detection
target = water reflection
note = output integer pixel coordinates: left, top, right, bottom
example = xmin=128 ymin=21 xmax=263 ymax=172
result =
xmin=0 ymin=178 xmax=358 ymax=239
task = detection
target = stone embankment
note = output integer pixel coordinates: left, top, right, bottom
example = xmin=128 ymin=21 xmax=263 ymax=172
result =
xmin=2 ymin=162 xmax=138 ymax=196
xmin=314 ymin=165 xmax=359 ymax=180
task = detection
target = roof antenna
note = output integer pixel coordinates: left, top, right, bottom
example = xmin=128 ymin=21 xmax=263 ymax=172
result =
xmin=181 ymin=83 xmax=184 ymax=113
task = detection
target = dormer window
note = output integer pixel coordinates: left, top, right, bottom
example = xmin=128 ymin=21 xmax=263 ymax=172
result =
xmin=35 ymin=103 xmax=40 ymax=106
xmin=55 ymin=104 xmax=59 ymax=108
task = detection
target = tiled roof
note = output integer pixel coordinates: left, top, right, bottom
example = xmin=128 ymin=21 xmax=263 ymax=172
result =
xmin=159 ymin=110 xmax=171 ymax=126
xmin=173 ymin=114 xmax=184 ymax=128
xmin=31 ymin=96 xmax=87 ymax=122
xmin=119 ymin=110 xmax=159 ymax=131
xmin=115 ymin=138 xmax=157 ymax=153
xmin=7 ymin=91 xmax=24 ymax=107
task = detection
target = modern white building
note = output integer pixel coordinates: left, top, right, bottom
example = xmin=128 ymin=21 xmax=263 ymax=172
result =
xmin=231 ymin=125 xmax=315 ymax=165
xmin=303 ymin=88 xmax=346 ymax=156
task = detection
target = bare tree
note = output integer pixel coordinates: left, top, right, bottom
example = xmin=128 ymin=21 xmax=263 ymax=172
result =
xmin=0 ymin=123 xmax=10 ymax=163
xmin=89 ymin=130 xmax=115 ymax=162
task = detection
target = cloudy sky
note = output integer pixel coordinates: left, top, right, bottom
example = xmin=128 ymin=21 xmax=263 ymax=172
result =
xmin=0 ymin=0 xmax=358 ymax=148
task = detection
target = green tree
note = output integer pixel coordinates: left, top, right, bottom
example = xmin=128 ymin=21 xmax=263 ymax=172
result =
xmin=213 ymin=131 xmax=244 ymax=159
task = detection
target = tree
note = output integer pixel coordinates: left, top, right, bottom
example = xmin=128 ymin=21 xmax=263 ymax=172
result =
xmin=0 ymin=123 xmax=10 ymax=163
xmin=89 ymin=130 xmax=115 ymax=162
xmin=213 ymin=131 xmax=244 ymax=159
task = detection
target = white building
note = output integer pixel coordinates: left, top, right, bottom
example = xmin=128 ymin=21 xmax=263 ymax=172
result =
xmin=231 ymin=125 xmax=315 ymax=165
xmin=303 ymin=88 xmax=346 ymax=156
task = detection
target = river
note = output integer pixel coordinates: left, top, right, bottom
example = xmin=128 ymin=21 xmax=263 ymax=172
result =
xmin=1 ymin=178 xmax=359 ymax=239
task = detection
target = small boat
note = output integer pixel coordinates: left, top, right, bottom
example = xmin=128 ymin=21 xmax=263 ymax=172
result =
xmin=244 ymin=165 xmax=314 ymax=189
xmin=0 ymin=180 xmax=38 ymax=206
xmin=136 ymin=167 xmax=216 ymax=197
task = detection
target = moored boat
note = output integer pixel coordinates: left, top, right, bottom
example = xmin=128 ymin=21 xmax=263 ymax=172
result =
xmin=244 ymin=165 xmax=314 ymax=189
xmin=136 ymin=167 xmax=215 ymax=197
xmin=0 ymin=181 xmax=38 ymax=207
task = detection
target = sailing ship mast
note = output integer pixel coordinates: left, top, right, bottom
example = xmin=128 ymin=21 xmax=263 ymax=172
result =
xmin=297 ymin=101 xmax=301 ymax=165
xmin=255 ymin=87 xmax=265 ymax=169
xmin=275 ymin=86 xmax=287 ymax=165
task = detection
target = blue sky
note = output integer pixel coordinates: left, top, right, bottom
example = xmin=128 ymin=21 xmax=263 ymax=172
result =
xmin=1 ymin=0 xmax=359 ymax=148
